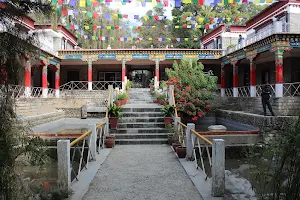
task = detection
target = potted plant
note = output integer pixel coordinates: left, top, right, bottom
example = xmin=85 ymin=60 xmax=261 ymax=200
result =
xmin=176 ymin=146 xmax=186 ymax=158
xmin=149 ymin=78 xmax=154 ymax=88
xmin=108 ymin=103 xmax=122 ymax=129
xmin=161 ymin=104 xmax=175 ymax=126
xmin=156 ymin=93 xmax=166 ymax=104
xmin=126 ymin=80 xmax=133 ymax=91
xmin=159 ymin=81 xmax=168 ymax=90
xmin=105 ymin=135 xmax=115 ymax=148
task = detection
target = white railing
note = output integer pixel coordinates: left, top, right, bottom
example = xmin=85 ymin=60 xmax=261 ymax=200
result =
xmin=255 ymin=84 xmax=276 ymax=97
xmin=225 ymin=88 xmax=233 ymax=97
xmin=60 ymin=81 xmax=122 ymax=90
xmin=283 ymin=82 xmax=300 ymax=97
xmin=237 ymin=86 xmax=251 ymax=97
xmin=0 ymin=84 xmax=55 ymax=99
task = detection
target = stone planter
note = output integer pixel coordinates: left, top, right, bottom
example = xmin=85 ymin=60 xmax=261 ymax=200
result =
xmin=176 ymin=146 xmax=186 ymax=158
xmin=109 ymin=117 xmax=118 ymax=129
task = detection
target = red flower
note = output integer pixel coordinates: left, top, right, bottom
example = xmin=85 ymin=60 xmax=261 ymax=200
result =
xmin=180 ymin=97 xmax=185 ymax=102
xmin=185 ymin=86 xmax=191 ymax=91
xmin=192 ymin=116 xmax=198 ymax=121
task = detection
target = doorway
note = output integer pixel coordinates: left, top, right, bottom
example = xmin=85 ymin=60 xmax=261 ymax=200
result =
xmin=67 ymin=71 xmax=79 ymax=82
xmin=131 ymin=70 xmax=153 ymax=88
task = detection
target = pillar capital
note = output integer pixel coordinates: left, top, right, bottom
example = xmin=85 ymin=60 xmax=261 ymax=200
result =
xmin=270 ymin=46 xmax=292 ymax=55
xmin=82 ymin=55 xmax=98 ymax=63
xmin=41 ymin=58 xmax=50 ymax=66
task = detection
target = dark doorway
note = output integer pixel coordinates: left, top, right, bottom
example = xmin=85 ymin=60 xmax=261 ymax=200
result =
xmin=261 ymin=69 xmax=270 ymax=84
xmin=105 ymin=73 xmax=116 ymax=81
xmin=67 ymin=71 xmax=79 ymax=82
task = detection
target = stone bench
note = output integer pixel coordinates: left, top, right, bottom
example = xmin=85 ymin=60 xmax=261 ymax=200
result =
xmin=81 ymin=105 xmax=106 ymax=119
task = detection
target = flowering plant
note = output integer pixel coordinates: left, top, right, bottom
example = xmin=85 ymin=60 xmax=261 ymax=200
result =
xmin=166 ymin=59 xmax=217 ymax=121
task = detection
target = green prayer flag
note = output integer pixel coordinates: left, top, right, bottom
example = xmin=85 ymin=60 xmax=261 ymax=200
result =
xmin=87 ymin=12 xmax=92 ymax=18
xmin=118 ymin=14 xmax=123 ymax=19
xmin=224 ymin=0 xmax=229 ymax=4
xmin=87 ymin=0 xmax=92 ymax=5
xmin=149 ymin=16 xmax=153 ymax=20
xmin=56 ymin=7 xmax=61 ymax=15
xmin=51 ymin=0 xmax=58 ymax=5
xmin=192 ymin=0 xmax=198 ymax=4
xmin=157 ymin=2 xmax=163 ymax=8
xmin=66 ymin=25 xmax=70 ymax=30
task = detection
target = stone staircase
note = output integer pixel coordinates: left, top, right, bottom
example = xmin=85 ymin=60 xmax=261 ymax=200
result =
xmin=111 ymin=88 xmax=169 ymax=145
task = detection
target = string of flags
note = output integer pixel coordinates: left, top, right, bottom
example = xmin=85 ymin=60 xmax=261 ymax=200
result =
xmin=59 ymin=8 xmax=247 ymax=23
xmin=51 ymin=0 xmax=276 ymax=8
xmin=67 ymin=20 xmax=243 ymax=31
xmin=76 ymin=35 xmax=201 ymax=42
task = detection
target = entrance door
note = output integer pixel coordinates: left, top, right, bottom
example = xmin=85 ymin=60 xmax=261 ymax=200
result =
xmin=67 ymin=71 xmax=79 ymax=82
xmin=261 ymin=69 xmax=270 ymax=84
xmin=105 ymin=73 xmax=116 ymax=82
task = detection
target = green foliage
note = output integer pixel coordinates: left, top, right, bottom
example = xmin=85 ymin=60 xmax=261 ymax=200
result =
xmin=166 ymin=59 xmax=217 ymax=120
xmin=159 ymin=81 xmax=168 ymax=89
xmin=108 ymin=103 xmax=122 ymax=118
xmin=161 ymin=104 xmax=175 ymax=117
xmin=116 ymin=92 xmax=128 ymax=101
xmin=156 ymin=93 xmax=166 ymax=100
xmin=247 ymin=117 xmax=300 ymax=199
xmin=126 ymin=81 xmax=133 ymax=90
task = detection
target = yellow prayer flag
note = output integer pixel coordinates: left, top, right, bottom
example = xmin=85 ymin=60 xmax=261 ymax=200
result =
xmin=80 ymin=0 xmax=86 ymax=7
xmin=152 ymin=0 xmax=156 ymax=7
xmin=167 ymin=38 xmax=171 ymax=41
xmin=175 ymin=26 xmax=179 ymax=29
xmin=107 ymin=26 xmax=111 ymax=30
xmin=92 ymin=36 xmax=96 ymax=40
xmin=182 ymin=0 xmax=192 ymax=3
xmin=198 ymin=18 xmax=204 ymax=23
xmin=152 ymin=26 xmax=155 ymax=28
xmin=184 ymin=38 xmax=189 ymax=41
xmin=143 ymin=16 xmax=148 ymax=21
xmin=84 ymin=26 xmax=89 ymax=30
xmin=148 ymin=38 xmax=153 ymax=41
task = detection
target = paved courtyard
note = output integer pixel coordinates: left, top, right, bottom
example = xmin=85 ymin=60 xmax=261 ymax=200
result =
xmin=82 ymin=145 xmax=203 ymax=200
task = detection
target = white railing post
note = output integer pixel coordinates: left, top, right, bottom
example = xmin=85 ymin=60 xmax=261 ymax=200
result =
xmin=276 ymin=83 xmax=283 ymax=97
xmin=169 ymin=85 xmax=174 ymax=105
xmin=88 ymin=124 xmax=97 ymax=161
xmin=174 ymin=117 xmax=181 ymax=133
xmin=186 ymin=123 xmax=195 ymax=160
xmin=105 ymin=117 xmax=109 ymax=135
xmin=212 ymin=139 xmax=225 ymax=197
xmin=57 ymin=140 xmax=71 ymax=190
xmin=108 ymin=85 xmax=114 ymax=104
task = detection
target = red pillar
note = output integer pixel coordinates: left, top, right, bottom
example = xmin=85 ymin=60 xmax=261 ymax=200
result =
xmin=24 ymin=57 xmax=31 ymax=87
xmin=232 ymin=62 xmax=238 ymax=97
xmin=41 ymin=60 xmax=48 ymax=89
xmin=88 ymin=60 xmax=92 ymax=83
xmin=155 ymin=61 xmax=159 ymax=82
xmin=122 ymin=64 xmax=126 ymax=82
xmin=275 ymin=50 xmax=284 ymax=84
xmin=250 ymin=59 xmax=256 ymax=86
xmin=55 ymin=64 xmax=60 ymax=90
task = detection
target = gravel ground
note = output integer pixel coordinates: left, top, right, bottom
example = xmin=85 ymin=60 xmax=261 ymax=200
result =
xmin=82 ymin=145 xmax=202 ymax=200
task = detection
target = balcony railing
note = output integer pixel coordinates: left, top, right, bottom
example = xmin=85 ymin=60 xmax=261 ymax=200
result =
xmin=60 ymin=81 xmax=122 ymax=90
xmin=0 ymin=84 xmax=55 ymax=99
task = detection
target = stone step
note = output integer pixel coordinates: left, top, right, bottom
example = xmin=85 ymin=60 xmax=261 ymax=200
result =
xmin=115 ymin=138 xmax=168 ymax=145
xmin=112 ymin=133 xmax=168 ymax=139
xmin=118 ymin=123 xmax=165 ymax=129
xmin=122 ymin=107 xmax=162 ymax=112
xmin=120 ymin=117 xmax=164 ymax=123
xmin=122 ymin=112 xmax=164 ymax=117
xmin=110 ymin=128 xmax=170 ymax=134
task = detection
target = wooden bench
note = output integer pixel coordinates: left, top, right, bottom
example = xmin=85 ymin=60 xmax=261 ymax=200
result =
xmin=81 ymin=105 xmax=106 ymax=119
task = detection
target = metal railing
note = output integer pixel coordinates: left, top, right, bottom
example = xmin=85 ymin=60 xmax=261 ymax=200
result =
xmin=224 ymin=88 xmax=233 ymax=97
xmin=190 ymin=129 xmax=212 ymax=179
xmin=60 ymin=81 xmax=122 ymax=91
xmin=256 ymin=84 xmax=276 ymax=97
xmin=0 ymin=84 xmax=55 ymax=99
xmin=237 ymin=86 xmax=250 ymax=97
xmin=283 ymin=82 xmax=300 ymax=97
xmin=69 ymin=122 xmax=107 ymax=182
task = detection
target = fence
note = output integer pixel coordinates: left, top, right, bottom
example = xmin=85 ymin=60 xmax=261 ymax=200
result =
xmin=169 ymin=85 xmax=225 ymax=197
xmin=60 ymin=81 xmax=122 ymax=91
xmin=0 ymin=84 xmax=55 ymax=99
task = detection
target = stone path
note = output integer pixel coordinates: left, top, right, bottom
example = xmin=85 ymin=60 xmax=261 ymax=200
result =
xmin=82 ymin=145 xmax=202 ymax=200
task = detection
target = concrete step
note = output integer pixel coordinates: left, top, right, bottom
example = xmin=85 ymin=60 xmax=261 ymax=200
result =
xmin=110 ymin=128 xmax=170 ymax=134
xmin=122 ymin=112 xmax=164 ymax=117
xmin=115 ymin=138 xmax=168 ymax=145
xmin=122 ymin=107 xmax=162 ymax=112
xmin=120 ymin=117 xmax=164 ymax=123
xmin=118 ymin=123 xmax=165 ymax=129
xmin=112 ymin=133 xmax=168 ymax=139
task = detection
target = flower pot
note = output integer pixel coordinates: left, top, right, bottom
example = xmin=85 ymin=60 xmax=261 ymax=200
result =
xmin=105 ymin=137 xmax=115 ymax=148
xmin=176 ymin=146 xmax=186 ymax=158
xmin=172 ymin=143 xmax=181 ymax=151
xmin=109 ymin=117 xmax=118 ymax=129
xmin=153 ymin=99 xmax=159 ymax=103
xmin=115 ymin=101 xmax=122 ymax=107
xmin=164 ymin=117 xmax=173 ymax=126
xmin=125 ymin=98 xmax=128 ymax=104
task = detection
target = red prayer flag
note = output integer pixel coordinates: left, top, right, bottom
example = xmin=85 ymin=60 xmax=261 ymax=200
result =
xmin=70 ymin=25 xmax=75 ymax=30
xmin=58 ymin=0 xmax=63 ymax=5
xmin=183 ymin=25 xmax=187 ymax=29
xmin=93 ymin=12 xmax=98 ymax=18
xmin=198 ymin=0 xmax=204 ymax=5
xmin=62 ymin=8 xmax=68 ymax=16
xmin=92 ymin=1 xmax=98 ymax=6
xmin=154 ymin=16 xmax=159 ymax=21
xmin=115 ymin=26 xmax=119 ymax=29
xmin=123 ymin=14 xmax=128 ymax=18
xmin=93 ymin=26 xmax=97 ymax=30
xmin=163 ymin=0 xmax=168 ymax=6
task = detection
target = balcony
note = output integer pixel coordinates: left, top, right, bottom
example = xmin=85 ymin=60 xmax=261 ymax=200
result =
xmin=224 ymin=22 xmax=295 ymax=55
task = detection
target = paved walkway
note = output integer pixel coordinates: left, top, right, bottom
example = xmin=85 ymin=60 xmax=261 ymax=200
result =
xmin=82 ymin=145 xmax=202 ymax=200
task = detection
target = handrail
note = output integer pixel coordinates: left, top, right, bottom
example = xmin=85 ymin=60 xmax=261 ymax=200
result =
xmin=171 ymin=88 xmax=178 ymax=117
xmin=70 ymin=130 xmax=92 ymax=147
xmin=178 ymin=121 xmax=187 ymax=128
xmin=96 ymin=121 xmax=106 ymax=129
xmin=191 ymin=129 xmax=213 ymax=145
xmin=105 ymin=89 xmax=112 ymax=118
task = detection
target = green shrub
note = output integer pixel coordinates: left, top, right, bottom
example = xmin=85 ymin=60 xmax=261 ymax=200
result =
xmin=160 ymin=81 xmax=167 ymax=89
xmin=156 ymin=94 xmax=166 ymax=100
xmin=117 ymin=92 xmax=128 ymax=101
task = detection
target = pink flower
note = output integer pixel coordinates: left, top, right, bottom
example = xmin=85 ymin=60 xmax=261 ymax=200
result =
xmin=185 ymin=86 xmax=191 ymax=91
xmin=192 ymin=116 xmax=198 ymax=121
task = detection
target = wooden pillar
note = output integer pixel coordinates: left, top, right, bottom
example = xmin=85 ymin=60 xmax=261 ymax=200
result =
xmin=24 ymin=57 xmax=31 ymax=98
xmin=249 ymin=58 xmax=256 ymax=97
xmin=41 ymin=59 xmax=49 ymax=98
xmin=232 ymin=62 xmax=238 ymax=97
xmin=88 ymin=60 xmax=93 ymax=90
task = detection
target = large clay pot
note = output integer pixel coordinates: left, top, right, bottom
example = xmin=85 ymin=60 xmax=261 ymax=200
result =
xmin=105 ymin=136 xmax=115 ymax=148
xmin=164 ymin=117 xmax=173 ymax=126
xmin=172 ymin=143 xmax=181 ymax=152
xmin=153 ymin=99 xmax=159 ymax=103
xmin=115 ymin=101 xmax=122 ymax=107
xmin=109 ymin=117 xmax=118 ymax=129
xmin=176 ymin=146 xmax=186 ymax=158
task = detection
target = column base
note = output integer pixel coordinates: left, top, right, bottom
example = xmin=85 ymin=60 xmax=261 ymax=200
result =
xmin=55 ymin=89 xmax=60 ymax=98
xmin=154 ymin=76 xmax=159 ymax=89
xmin=275 ymin=83 xmax=283 ymax=98
xmin=122 ymin=82 xmax=125 ymax=90
xmin=124 ymin=76 xmax=127 ymax=89
xmin=250 ymin=86 xmax=256 ymax=97
xmin=42 ymin=88 xmax=48 ymax=98
xmin=88 ymin=82 xmax=92 ymax=91
xmin=221 ymin=88 xmax=225 ymax=97
xmin=233 ymin=87 xmax=238 ymax=97
xmin=25 ymin=86 xmax=31 ymax=98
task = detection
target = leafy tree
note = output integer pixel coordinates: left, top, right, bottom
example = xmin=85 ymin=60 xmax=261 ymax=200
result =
xmin=166 ymin=59 xmax=217 ymax=120
xmin=0 ymin=1 xmax=52 ymax=199
xmin=135 ymin=7 xmax=172 ymax=48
